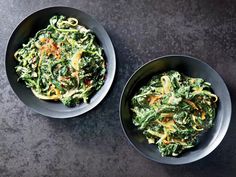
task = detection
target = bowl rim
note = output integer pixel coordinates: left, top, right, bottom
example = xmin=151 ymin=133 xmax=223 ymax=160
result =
xmin=119 ymin=54 xmax=232 ymax=165
xmin=5 ymin=6 xmax=116 ymax=118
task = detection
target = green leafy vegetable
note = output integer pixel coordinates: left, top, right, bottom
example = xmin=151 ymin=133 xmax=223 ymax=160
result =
xmin=131 ymin=70 xmax=218 ymax=156
xmin=14 ymin=15 xmax=106 ymax=106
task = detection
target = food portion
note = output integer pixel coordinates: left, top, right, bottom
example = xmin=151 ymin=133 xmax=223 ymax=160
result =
xmin=131 ymin=70 xmax=218 ymax=156
xmin=14 ymin=15 xmax=106 ymax=106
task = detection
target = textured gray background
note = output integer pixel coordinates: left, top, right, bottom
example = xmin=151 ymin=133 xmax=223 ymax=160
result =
xmin=0 ymin=0 xmax=235 ymax=177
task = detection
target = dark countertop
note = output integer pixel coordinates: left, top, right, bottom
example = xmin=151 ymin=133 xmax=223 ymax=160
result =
xmin=0 ymin=0 xmax=235 ymax=177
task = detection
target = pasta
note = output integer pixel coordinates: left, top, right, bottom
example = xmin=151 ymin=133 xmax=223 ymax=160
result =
xmin=14 ymin=15 xmax=106 ymax=107
xmin=131 ymin=71 xmax=218 ymax=156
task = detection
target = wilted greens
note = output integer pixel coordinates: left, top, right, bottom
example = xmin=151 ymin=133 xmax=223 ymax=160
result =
xmin=131 ymin=71 xmax=218 ymax=156
xmin=14 ymin=15 xmax=106 ymax=106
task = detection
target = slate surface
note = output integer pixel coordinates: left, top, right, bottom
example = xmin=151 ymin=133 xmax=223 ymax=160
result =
xmin=0 ymin=0 xmax=235 ymax=177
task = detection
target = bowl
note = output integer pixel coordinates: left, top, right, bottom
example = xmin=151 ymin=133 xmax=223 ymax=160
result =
xmin=5 ymin=6 xmax=116 ymax=118
xmin=120 ymin=55 xmax=231 ymax=164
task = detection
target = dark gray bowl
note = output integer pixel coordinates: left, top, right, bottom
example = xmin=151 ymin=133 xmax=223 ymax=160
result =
xmin=120 ymin=55 xmax=231 ymax=164
xmin=5 ymin=7 xmax=116 ymax=118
